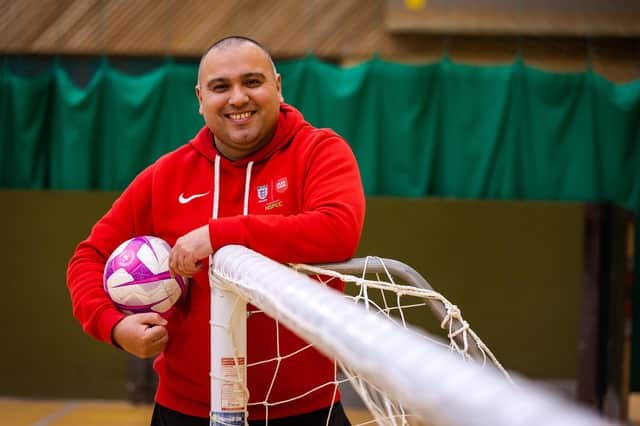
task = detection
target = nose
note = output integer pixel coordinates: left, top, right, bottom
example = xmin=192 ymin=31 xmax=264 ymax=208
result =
xmin=228 ymin=85 xmax=249 ymax=107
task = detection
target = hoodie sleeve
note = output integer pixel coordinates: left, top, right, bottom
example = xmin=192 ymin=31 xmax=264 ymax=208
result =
xmin=208 ymin=133 xmax=365 ymax=264
xmin=66 ymin=166 xmax=155 ymax=344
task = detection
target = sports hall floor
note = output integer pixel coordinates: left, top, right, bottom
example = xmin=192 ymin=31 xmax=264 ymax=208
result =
xmin=2 ymin=397 xmax=640 ymax=425
xmin=0 ymin=399 xmax=375 ymax=425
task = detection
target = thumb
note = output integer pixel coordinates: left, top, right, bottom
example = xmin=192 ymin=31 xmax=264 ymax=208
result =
xmin=137 ymin=312 xmax=168 ymax=327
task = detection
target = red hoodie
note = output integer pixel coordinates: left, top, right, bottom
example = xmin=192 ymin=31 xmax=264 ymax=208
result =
xmin=67 ymin=104 xmax=366 ymax=420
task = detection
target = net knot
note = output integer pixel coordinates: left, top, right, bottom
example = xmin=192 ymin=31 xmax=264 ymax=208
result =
xmin=447 ymin=304 xmax=461 ymax=318
xmin=441 ymin=304 xmax=462 ymax=328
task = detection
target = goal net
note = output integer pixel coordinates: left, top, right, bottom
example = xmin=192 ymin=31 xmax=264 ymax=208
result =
xmin=208 ymin=245 xmax=608 ymax=426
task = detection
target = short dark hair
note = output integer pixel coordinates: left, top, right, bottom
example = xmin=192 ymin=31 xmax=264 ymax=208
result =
xmin=197 ymin=36 xmax=277 ymax=85
xmin=204 ymin=36 xmax=271 ymax=57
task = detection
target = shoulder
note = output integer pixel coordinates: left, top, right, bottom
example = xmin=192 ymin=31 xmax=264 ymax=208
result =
xmin=283 ymin=125 xmax=359 ymax=178
xmin=122 ymin=143 xmax=196 ymax=195
xmin=292 ymin=124 xmax=351 ymax=153
xmin=155 ymin=143 xmax=195 ymax=166
xmin=154 ymin=126 xmax=211 ymax=170
xmin=146 ymin=143 xmax=200 ymax=179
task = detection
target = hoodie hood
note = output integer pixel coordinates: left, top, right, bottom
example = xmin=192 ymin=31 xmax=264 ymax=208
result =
xmin=189 ymin=103 xmax=307 ymax=167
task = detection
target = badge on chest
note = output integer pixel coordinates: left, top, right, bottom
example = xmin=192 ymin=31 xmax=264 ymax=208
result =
xmin=256 ymin=177 xmax=288 ymax=211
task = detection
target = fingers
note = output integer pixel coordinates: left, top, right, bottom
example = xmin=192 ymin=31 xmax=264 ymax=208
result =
xmin=181 ymin=258 xmax=202 ymax=276
xmin=138 ymin=312 xmax=168 ymax=327
xmin=169 ymin=238 xmax=191 ymax=277
xmin=169 ymin=231 xmax=211 ymax=277
xmin=169 ymin=251 xmax=202 ymax=278
xmin=134 ymin=321 xmax=168 ymax=359
xmin=112 ymin=313 xmax=169 ymax=359
xmin=150 ymin=334 xmax=168 ymax=356
xmin=144 ymin=323 xmax=169 ymax=355
xmin=169 ymin=225 xmax=212 ymax=277
xmin=146 ymin=324 xmax=169 ymax=343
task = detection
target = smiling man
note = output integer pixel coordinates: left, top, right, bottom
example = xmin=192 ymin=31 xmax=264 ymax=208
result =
xmin=195 ymin=38 xmax=282 ymax=161
xmin=67 ymin=36 xmax=365 ymax=426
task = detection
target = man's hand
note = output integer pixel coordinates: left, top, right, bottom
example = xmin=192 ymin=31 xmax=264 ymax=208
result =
xmin=112 ymin=313 xmax=169 ymax=359
xmin=169 ymin=224 xmax=213 ymax=277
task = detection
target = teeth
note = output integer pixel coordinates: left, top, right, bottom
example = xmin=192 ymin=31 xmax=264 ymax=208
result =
xmin=229 ymin=112 xmax=252 ymax=120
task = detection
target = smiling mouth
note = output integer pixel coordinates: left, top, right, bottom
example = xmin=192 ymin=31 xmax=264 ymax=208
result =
xmin=226 ymin=111 xmax=255 ymax=121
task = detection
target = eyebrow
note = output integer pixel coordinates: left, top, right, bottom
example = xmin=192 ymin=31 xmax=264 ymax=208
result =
xmin=206 ymin=72 xmax=267 ymax=88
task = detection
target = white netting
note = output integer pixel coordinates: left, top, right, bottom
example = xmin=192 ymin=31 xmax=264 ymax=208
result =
xmin=294 ymin=258 xmax=511 ymax=375
xmin=210 ymin=245 xmax=611 ymax=426
xmin=291 ymin=258 xmax=511 ymax=425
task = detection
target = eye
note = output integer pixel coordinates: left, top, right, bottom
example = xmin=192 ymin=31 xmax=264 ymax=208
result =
xmin=245 ymin=79 xmax=262 ymax=88
xmin=211 ymin=83 xmax=229 ymax=93
xmin=207 ymin=81 xmax=229 ymax=93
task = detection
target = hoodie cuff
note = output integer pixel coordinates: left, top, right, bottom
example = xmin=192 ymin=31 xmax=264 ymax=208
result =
xmin=96 ymin=308 xmax=127 ymax=347
xmin=209 ymin=216 xmax=248 ymax=251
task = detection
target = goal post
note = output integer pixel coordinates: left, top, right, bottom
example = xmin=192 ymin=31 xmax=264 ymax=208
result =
xmin=209 ymin=264 xmax=248 ymax=426
xmin=209 ymin=245 xmax=609 ymax=426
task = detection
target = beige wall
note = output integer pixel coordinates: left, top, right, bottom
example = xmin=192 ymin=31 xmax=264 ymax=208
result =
xmin=0 ymin=191 xmax=584 ymax=398
xmin=0 ymin=191 xmax=127 ymax=399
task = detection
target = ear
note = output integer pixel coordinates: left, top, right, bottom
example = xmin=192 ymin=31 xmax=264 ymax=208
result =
xmin=275 ymin=74 xmax=284 ymax=102
xmin=195 ymin=85 xmax=203 ymax=115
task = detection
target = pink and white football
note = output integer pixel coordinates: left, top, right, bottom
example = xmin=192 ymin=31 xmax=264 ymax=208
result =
xmin=103 ymin=236 xmax=188 ymax=317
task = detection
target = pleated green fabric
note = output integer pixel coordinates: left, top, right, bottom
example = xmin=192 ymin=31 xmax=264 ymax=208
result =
xmin=278 ymin=56 xmax=640 ymax=206
xmin=1 ymin=59 xmax=202 ymax=189
xmin=2 ymin=55 xmax=638 ymax=207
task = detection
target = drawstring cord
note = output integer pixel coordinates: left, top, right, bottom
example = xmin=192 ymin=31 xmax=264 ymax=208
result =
xmin=243 ymin=162 xmax=254 ymax=216
xmin=212 ymin=155 xmax=254 ymax=219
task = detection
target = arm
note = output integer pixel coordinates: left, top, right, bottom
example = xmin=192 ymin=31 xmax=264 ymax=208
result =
xmin=66 ymin=166 xmax=167 ymax=356
xmin=214 ymin=137 xmax=364 ymax=263
xmin=170 ymin=136 xmax=365 ymax=275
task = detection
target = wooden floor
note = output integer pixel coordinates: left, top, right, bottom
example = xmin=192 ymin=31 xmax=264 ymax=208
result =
xmin=0 ymin=399 xmax=375 ymax=426
xmin=2 ymin=396 xmax=640 ymax=425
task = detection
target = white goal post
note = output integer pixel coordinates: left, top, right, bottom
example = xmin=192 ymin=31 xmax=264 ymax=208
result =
xmin=209 ymin=245 xmax=611 ymax=426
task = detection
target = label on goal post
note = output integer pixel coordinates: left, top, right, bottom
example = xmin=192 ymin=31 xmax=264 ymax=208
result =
xmin=210 ymin=278 xmax=247 ymax=426
xmin=210 ymin=411 xmax=245 ymax=426
xmin=220 ymin=357 xmax=246 ymax=411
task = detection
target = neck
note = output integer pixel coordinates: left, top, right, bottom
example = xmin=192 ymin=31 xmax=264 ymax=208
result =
xmin=213 ymin=127 xmax=277 ymax=161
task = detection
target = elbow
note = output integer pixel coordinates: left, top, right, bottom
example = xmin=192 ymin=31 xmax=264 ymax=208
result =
xmin=328 ymin=208 xmax=364 ymax=262
xmin=338 ymin=235 xmax=360 ymax=261
xmin=340 ymin=221 xmax=362 ymax=259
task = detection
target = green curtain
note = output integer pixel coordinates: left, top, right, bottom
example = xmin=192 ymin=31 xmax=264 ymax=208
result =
xmin=2 ymin=55 xmax=638 ymax=204
xmin=1 ymin=58 xmax=202 ymax=189
xmin=2 ymin=54 xmax=640 ymax=384
xmin=280 ymin=56 xmax=640 ymax=204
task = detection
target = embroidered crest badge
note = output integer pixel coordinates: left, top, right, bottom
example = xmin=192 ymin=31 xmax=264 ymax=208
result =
xmin=257 ymin=184 xmax=268 ymax=201
xmin=276 ymin=177 xmax=288 ymax=193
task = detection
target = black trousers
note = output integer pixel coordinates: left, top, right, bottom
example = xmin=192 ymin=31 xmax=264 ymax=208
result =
xmin=151 ymin=401 xmax=351 ymax=426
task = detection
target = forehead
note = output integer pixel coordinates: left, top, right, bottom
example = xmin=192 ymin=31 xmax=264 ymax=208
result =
xmin=200 ymin=43 xmax=274 ymax=81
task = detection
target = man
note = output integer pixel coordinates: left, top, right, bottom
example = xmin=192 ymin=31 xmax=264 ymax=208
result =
xmin=67 ymin=36 xmax=365 ymax=426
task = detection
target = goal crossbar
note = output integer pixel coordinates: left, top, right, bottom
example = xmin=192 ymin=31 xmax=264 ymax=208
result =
xmin=299 ymin=256 xmax=486 ymax=361
xmin=210 ymin=245 xmax=610 ymax=426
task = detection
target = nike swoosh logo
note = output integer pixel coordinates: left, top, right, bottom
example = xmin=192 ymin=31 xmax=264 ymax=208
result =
xmin=178 ymin=191 xmax=210 ymax=204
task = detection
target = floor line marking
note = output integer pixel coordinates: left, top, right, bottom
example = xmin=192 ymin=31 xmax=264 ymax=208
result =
xmin=32 ymin=400 xmax=79 ymax=426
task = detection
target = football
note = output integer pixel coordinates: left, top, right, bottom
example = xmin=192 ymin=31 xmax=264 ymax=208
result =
xmin=103 ymin=236 xmax=188 ymax=317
